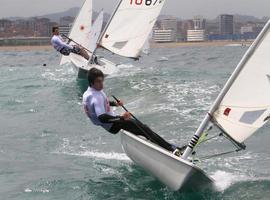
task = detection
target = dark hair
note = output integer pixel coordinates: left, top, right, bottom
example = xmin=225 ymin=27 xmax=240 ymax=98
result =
xmin=88 ymin=68 xmax=104 ymax=86
xmin=52 ymin=26 xmax=59 ymax=33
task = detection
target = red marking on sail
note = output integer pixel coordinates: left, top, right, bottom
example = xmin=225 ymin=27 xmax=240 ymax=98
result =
xmin=224 ymin=108 xmax=231 ymax=116
xmin=80 ymin=25 xmax=85 ymax=31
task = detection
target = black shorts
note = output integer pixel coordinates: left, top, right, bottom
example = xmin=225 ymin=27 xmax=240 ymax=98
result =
xmin=60 ymin=46 xmax=81 ymax=56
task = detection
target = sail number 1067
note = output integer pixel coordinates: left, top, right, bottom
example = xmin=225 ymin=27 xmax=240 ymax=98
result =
xmin=130 ymin=0 xmax=159 ymax=6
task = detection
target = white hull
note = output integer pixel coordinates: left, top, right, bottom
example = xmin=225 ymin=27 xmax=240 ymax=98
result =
xmin=121 ymin=131 xmax=213 ymax=191
xmin=68 ymin=54 xmax=118 ymax=78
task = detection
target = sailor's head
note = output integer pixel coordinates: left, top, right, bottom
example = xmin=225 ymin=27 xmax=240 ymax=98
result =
xmin=52 ymin=26 xmax=59 ymax=35
xmin=88 ymin=68 xmax=104 ymax=91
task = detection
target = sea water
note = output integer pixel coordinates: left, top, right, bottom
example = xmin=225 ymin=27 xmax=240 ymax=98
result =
xmin=1 ymin=46 xmax=270 ymax=200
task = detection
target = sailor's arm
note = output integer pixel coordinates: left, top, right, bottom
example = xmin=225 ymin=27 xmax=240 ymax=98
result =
xmin=98 ymin=114 xmax=123 ymax=123
xmin=109 ymin=99 xmax=123 ymax=107
xmin=98 ymin=112 xmax=131 ymax=123
xmin=109 ymin=101 xmax=118 ymax=107
xmin=93 ymin=98 xmax=128 ymax=123
xmin=54 ymin=36 xmax=73 ymax=50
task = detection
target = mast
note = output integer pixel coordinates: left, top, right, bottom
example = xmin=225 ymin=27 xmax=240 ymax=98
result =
xmin=91 ymin=0 xmax=123 ymax=57
xmin=181 ymin=20 xmax=270 ymax=160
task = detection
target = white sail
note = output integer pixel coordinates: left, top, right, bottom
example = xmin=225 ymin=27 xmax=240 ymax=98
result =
xmin=60 ymin=0 xmax=92 ymax=65
xmin=89 ymin=10 xmax=104 ymax=53
xmin=213 ymin=20 xmax=270 ymax=143
xmin=182 ymin=20 xmax=270 ymax=159
xmin=99 ymin=0 xmax=166 ymax=59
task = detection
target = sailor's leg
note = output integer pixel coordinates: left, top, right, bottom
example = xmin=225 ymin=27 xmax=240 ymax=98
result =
xmin=109 ymin=120 xmax=149 ymax=137
xmin=71 ymin=46 xmax=90 ymax=60
xmin=79 ymin=48 xmax=90 ymax=60
xmin=115 ymin=119 xmax=174 ymax=152
xmin=109 ymin=119 xmax=174 ymax=152
xmin=59 ymin=47 xmax=71 ymax=56
xmin=136 ymin=123 xmax=174 ymax=152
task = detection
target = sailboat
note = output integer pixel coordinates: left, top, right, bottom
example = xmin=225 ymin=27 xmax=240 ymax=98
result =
xmin=61 ymin=0 xmax=164 ymax=78
xmin=121 ymin=19 xmax=270 ymax=191
xmin=60 ymin=0 xmax=118 ymax=78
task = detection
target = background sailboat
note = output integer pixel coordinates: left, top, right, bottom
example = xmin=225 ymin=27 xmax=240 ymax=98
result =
xmin=60 ymin=0 xmax=118 ymax=78
xmin=61 ymin=0 xmax=164 ymax=78
xmin=60 ymin=0 xmax=92 ymax=66
xmin=121 ymin=19 xmax=270 ymax=191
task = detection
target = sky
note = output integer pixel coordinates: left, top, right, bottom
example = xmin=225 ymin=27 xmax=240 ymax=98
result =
xmin=1 ymin=0 xmax=270 ymax=19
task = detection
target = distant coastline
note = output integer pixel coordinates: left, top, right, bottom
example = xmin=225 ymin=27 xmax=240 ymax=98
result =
xmin=0 ymin=41 xmax=254 ymax=52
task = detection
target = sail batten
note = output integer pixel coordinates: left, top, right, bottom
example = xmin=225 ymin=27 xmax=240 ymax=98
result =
xmin=99 ymin=0 xmax=165 ymax=58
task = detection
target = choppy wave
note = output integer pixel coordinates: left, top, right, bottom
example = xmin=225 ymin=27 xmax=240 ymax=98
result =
xmin=1 ymin=47 xmax=270 ymax=200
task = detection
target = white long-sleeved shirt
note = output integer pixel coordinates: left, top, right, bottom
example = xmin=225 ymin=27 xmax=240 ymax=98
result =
xmin=51 ymin=35 xmax=73 ymax=51
xmin=82 ymin=87 xmax=116 ymax=131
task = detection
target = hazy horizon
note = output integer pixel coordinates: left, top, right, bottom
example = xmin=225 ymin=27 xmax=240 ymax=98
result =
xmin=1 ymin=0 xmax=269 ymax=19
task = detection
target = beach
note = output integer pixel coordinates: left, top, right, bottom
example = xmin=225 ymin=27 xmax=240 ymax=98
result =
xmin=0 ymin=41 xmax=253 ymax=52
xmin=0 ymin=45 xmax=53 ymax=51
xmin=150 ymin=40 xmax=253 ymax=48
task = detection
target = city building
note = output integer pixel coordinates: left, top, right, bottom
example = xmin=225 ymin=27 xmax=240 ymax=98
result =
xmin=60 ymin=16 xmax=75 ymax=26
xmin=160 ymin=17 xmax=177 ymax=32
xmin=241 ymin=25 xmax=254 ymax=35
xmin=0 ymin=19 xmax=12 ymax=30
xmin=178 ymin=20 xmax=194 ymax=41
xmin=59 ymin=25 xmax=71 ymax=36
xmin=176 ymin=21 xmax=184 ymax=41
xmin=152 ymin=17 xmax=177 ymax=42
xmin=0 ymin=19 xmax=13 ymax=37
xmin=187 ymin=30 xmax=206 ymax=42
xmin=152 ymin=29 xmax=176 ymax=43
xmin=193 ymin=16 xmax=206 ymax=30
xmin=205 ymin=21 xmax=219 ymax=35
xmin=219 ymin=14 xmax=234 ymax=35
xmin=186 ymin=16 xmax=206 ymax=42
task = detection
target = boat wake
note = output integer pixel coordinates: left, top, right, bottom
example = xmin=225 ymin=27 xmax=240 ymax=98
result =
xmin=210 ymin=169 xmax=270 ymax=194
xmin=54 ymin=150 xmax=130 ymax=161
xmin=41 ymin=64 xmax=75 ymax=83
xmin=210 ymin=170 xmax=247 ymax=191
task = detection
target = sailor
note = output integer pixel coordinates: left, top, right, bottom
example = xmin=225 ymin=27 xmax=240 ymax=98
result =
xmin=51 ymin=26 xmax=90 ymax=60
xmin=82 ymin=68 xmax=182 ymax=156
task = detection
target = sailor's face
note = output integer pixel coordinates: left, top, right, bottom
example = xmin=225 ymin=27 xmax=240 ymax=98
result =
xmin=54 ymin=29 xmax=59 ymax=35
xmin=93 ymin=77 xmax=104 ymax=91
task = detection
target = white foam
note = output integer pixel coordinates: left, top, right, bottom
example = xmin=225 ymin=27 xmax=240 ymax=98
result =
xmin=117 ymin=63 xmax=134 ymax=69
xmin=24 ymin=188 xmax=49 ymax=193
xmin=210 ymin=170 xmax=247 ymax=191
xmin=56 ymin=151 xmax=131 ymax=161
xmin=24 ymin=188 xmax=32 ymax=193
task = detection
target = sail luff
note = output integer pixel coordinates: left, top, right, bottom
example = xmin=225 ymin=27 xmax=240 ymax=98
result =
xmin=89 ymin=10 xmax=104 ymax=53
xmin=182 ymin=20 xmax=270 ymax=160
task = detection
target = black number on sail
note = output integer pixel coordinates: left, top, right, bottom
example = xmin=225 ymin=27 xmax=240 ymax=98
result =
xmin=130 ymin=0 xmax=159 ymax=6
xmin=145 ymin=0 xmax=152 ymax=6
xmin=153 ymin=0 xmax=159 ymax=5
